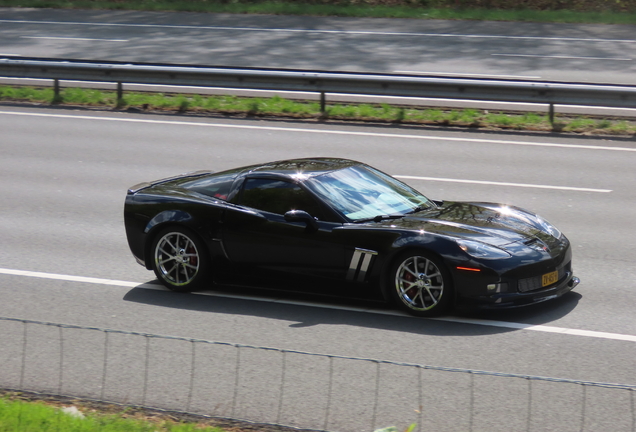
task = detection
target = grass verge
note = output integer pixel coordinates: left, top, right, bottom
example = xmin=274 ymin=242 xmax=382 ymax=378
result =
xmin=0 ymin=0 xmax=635 ymax=24
xmin=1 ymin=85 xmax=635 ymax=136
xmin=0 ymin=390 xmax=301 ymax=432
xmin=0 ymin=395 xmax=224 ymax=432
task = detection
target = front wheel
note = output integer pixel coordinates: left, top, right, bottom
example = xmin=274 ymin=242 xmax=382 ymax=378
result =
xmin=151 ymin=227 xmax=210 ymax=292
xmin=389 ymin=251 xmax=453 ymax=317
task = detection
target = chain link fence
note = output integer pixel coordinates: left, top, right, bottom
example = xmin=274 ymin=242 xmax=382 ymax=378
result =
xmin=1 ymin=316 xmax=634 ymax=432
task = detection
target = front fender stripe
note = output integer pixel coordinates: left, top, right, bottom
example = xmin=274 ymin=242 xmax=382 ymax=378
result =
xmin=347 ymin=248 xmax=378 ymax=282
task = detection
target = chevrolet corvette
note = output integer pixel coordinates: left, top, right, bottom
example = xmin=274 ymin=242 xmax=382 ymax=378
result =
xmin=124 ymin=158 xmax=579 ymax=317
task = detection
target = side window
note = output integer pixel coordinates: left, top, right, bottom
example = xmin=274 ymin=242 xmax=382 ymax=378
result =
xmin=239 ymin=178 xmax=326 ymax=219
xmin=181 ymin=172 xmax=237 ymax=201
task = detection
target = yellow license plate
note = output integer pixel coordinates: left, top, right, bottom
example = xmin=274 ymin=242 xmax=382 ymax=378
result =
xmin=542 ymin=271 xmax=559 ymax=287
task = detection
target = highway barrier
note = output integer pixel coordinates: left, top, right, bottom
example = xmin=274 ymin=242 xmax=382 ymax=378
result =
xmin=1 ymin=316 xmax=634 ymax=432
xmin=2 ymin=57 xmax=636 ymax=122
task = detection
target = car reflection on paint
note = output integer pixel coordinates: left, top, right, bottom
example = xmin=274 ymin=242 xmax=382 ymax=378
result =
xmin=124 ymin=158 xmax=579 ymax=317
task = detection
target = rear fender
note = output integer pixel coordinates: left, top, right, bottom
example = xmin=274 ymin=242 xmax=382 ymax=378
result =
xmin=144 ymin=210 xmax=193 ymax=234
xmin=142 ymin=210 xmax=195 ymax=270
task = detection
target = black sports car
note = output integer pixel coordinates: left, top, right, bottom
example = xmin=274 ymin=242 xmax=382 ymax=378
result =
xmin=124 ymin=158 xmax=579 ymax=317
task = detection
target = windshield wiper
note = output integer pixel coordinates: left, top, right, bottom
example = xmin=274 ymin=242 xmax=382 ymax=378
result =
xmin=406 ymin=205 xmax=430 ymax=215
xmin=354 ymin=214 xmax=405 ymax=223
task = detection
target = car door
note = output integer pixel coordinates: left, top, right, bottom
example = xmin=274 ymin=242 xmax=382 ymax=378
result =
xmin=222 ymin=177 xmax=348 ymax=280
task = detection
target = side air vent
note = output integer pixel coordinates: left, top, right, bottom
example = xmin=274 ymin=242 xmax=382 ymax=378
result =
xmin=524 ymin=238 xmax=550 ymax=253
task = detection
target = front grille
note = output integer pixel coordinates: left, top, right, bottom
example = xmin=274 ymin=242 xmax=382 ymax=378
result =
xmin=518 ymin=261 xmax=571 ymax=293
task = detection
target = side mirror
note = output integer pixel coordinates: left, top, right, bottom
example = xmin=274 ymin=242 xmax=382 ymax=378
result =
xmin=284 ymin=210 xmax=319 ymax=231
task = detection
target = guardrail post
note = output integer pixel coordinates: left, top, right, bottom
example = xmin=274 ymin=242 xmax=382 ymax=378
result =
xmin=549 ymin=103 xmax=555 ymax=125
xmin=117 ymin=82 xmax=123 ymax=107
xmin=53 ymin=79 xmax=60 ymax=103
xmin=320 ymin=92 xmax=326 ymax=114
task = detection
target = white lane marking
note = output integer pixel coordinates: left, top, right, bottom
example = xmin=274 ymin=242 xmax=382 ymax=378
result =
xmin=493 ymin=53 xmax=633 ymax=61
xmin=2 ymin=19 xmax=636 ymax=43
xmin=2 ymin=267 xmax=635 ymax=343
xmin=0 ymin=267 xmax=140 ymax=287
xmin=0 ymin=53 xmax=21 ymax=56
xmin=2 ymin=110 xmax=636 ymax=153
xmin=433 ymin=317 xmax=636 ymax=342
xmin=395 ymin=175 xmax=612 ymax=193
xmin=395 ymin=70 xmax=542 ymax=79
xmin=20 ymin=36 xmax=128 ymax=42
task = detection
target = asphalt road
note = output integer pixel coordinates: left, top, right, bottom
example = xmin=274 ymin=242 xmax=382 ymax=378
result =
xmin=0 ymin=105 xmax=635 ymax=430
xmin=2 ymin=8 xmax=636 ymax=85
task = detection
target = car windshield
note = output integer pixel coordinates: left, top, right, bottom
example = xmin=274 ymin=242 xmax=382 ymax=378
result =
xmin=305 ymin=165 xmax=434 ymax=222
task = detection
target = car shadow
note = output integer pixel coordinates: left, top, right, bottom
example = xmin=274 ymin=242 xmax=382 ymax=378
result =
xmin=123 ymin=280 xmax=581 ymax=337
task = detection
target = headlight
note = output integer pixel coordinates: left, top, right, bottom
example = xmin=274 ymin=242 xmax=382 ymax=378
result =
xmin=534 ymin=215 xmax=562 ymax=239
xmin=457 ymin=239 xmax=512 ymax=259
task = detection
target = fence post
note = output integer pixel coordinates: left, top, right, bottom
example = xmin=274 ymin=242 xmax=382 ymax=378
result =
xmin=320 ymin=91 xmax=326 ymax=114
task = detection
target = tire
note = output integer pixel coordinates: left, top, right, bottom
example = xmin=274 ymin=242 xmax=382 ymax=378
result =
xmin=151 ymin=226 xmax=211 ymax=292
xmin=389 ymin=251 xmax=453 ymax=317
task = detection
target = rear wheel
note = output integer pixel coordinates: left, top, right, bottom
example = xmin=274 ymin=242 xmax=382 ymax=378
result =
xmin=389 ymin=251 xmax=453 ymax=317
xmin=151 ymin=227 xmax=210 ymax=292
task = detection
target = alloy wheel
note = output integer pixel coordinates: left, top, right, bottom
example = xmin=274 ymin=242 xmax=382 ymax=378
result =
xmin=395 ymin=255 xmax=445 ymax=312
xmin=154 ymin=231 xmax=200 ymax=287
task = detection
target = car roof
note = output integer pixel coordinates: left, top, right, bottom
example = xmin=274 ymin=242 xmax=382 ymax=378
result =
xmin=244 ymin=157 xmax=362 ymax=180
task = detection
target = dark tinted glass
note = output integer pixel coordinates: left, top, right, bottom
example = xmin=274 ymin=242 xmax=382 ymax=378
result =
xmin=240 ymin=178 xmax=324 ymax=218
xmin=181 ymin=172 xmax=238 ymax=200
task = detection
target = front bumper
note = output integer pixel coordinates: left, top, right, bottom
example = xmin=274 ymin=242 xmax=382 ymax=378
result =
xmin=468 ymin=272 xmax=580 ymax=309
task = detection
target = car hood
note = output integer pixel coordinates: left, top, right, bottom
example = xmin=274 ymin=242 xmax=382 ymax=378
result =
xmin=374 ymin=201 xmax=564 ymax=250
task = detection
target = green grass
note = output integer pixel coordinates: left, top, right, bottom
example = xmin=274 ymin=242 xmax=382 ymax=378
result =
xmin=1 ymin=84 xmax=635 ymax=135
xmin=0 ymin=397 xmax=224 ymax=432
xmin=0 ymin=0 xmax=635 ymax=24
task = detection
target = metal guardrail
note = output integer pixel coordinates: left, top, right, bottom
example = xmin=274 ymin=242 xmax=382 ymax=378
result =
xmin=1 ymin=57 xmax=636 ymax=120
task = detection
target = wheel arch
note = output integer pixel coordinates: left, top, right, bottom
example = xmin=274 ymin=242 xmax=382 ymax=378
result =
xmin=144 ymin=210 xmax=194 ymax=234
xmin=379 ymin=237 xmax=458 ymax=305
xmin=143 ymin=211 xmax=201 ymax=270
